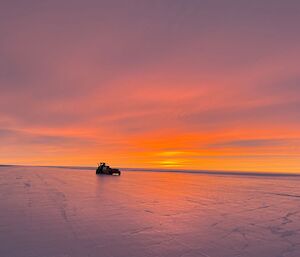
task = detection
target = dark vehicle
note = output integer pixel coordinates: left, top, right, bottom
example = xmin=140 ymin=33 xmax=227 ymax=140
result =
xmin=96 ymin=162 xmax=121 ymax=176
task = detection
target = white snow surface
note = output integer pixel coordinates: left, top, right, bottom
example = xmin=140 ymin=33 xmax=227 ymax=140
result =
xmin=0 ymin=166 xmax=300 ymax=257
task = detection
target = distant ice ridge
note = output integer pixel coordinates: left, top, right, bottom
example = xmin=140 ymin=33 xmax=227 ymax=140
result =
xmin=0 ymin=165 xmax=300 ymax=257
xmin=25 ymin=164 xmax=300 ymax=177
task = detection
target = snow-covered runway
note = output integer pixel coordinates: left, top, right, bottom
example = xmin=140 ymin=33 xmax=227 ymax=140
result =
xmin=0 ymin=166 xmax=300 ymax=257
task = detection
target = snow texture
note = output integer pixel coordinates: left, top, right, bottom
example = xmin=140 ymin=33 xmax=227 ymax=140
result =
xmin=0 ymin=166 xmax=300 ymax=257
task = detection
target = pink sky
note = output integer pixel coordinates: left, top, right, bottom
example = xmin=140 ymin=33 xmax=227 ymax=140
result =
xmin=1 ymin=1 xmax=300 ymax=172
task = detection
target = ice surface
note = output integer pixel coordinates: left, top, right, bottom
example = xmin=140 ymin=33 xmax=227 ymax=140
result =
xmin=0 ymin=166 xmax=300 ymax=257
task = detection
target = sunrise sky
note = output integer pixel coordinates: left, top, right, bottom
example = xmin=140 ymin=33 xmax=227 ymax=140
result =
xmin=1 ymin=1 xmax=300 ymax=172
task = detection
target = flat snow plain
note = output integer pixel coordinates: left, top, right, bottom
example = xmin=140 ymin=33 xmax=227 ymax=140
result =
xmin=0 ymin=166 xmax=300 ymax=257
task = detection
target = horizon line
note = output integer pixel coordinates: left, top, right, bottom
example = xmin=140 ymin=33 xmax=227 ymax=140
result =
xmin=1 ymin=164 xmax=300 ymax=177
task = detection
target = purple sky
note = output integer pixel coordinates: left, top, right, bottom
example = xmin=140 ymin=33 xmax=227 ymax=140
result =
xmin=1 ymin=1 xmax=300 ymax=171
